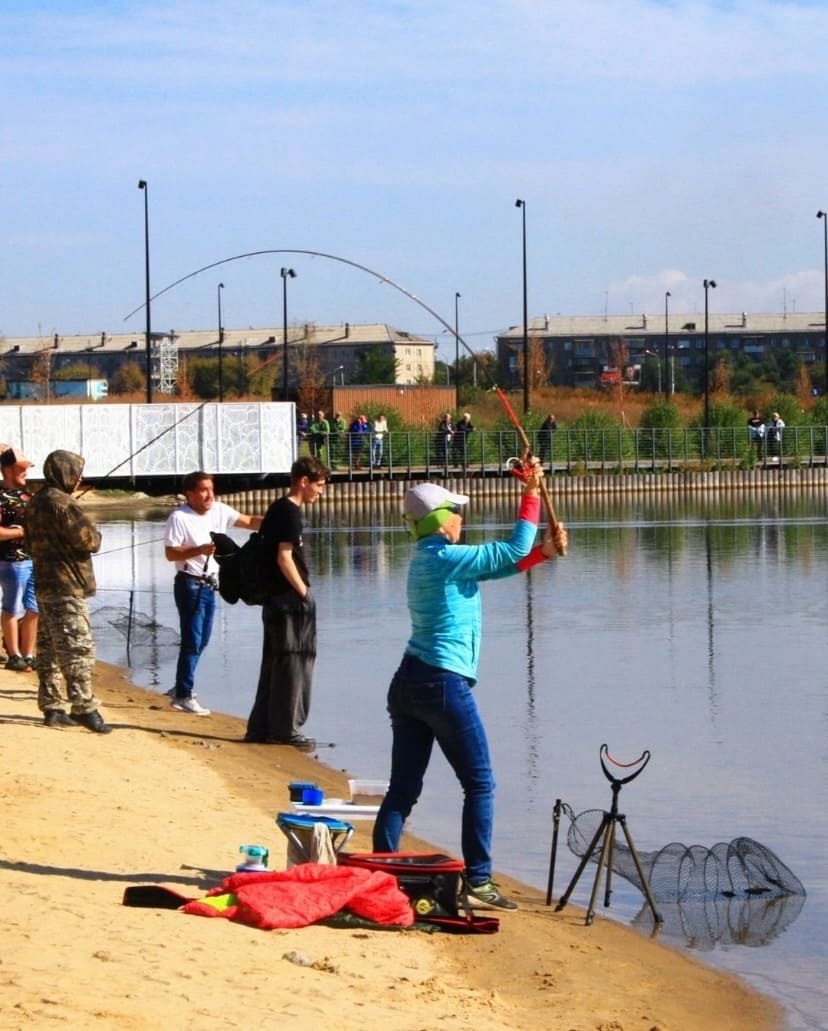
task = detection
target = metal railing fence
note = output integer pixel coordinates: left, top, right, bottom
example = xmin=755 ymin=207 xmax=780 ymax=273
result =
xmin=301 ymin=425 xmax=827 ymax=477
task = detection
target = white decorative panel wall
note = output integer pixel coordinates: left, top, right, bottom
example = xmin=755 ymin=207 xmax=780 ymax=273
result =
xmin=0 ymin=402 xmax=295 ymax=478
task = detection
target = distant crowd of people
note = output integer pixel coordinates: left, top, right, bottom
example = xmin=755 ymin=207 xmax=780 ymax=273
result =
xmin=294 ymin=408 xmax=562 ymax=472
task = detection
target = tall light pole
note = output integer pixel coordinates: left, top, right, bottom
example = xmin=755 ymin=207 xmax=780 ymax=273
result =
xmin=137 ymin=179 xmax=152 ymax=404
xmin=817 ymin=211 xmax=828 ymax=393
xmin=664 ymin=290 xmax=671 ymax=400
xmin=454 ymin=291 xmax=461 ymax=410
xmin=643 ymin=350 xmax=662 ymax=394
xmin=217 ymin=282 xmax=225 ymax=402
xmin=703 ymin=278 xmax=717 ymax=428
xmin=515 ymin=198 xmax=529 ymax=413
xmin=281 ymin=267 xmax=296 ymax=402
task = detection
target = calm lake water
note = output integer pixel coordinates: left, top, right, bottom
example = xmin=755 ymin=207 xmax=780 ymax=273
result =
xmin=91 ymin=489 xmax=828 ymax=1031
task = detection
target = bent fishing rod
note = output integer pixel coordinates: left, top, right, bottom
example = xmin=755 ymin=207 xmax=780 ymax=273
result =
xmin=124 ymin=246 xmax=564 ymax=547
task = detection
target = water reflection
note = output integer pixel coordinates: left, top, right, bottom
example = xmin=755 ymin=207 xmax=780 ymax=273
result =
xmin=90 ymin=491 xmax=828 ymax=1030
xmin=632 ymin=892 xmax=807 ymax=951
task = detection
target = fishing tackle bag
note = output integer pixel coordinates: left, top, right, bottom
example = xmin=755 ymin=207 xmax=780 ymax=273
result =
xmin=210 ymin=531 xmax=272 ymax=606
xmin=338 ymin=852 xmax=499 ymax=934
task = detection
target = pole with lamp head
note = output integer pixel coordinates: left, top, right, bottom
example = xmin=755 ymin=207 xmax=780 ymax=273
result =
xmin=703 ymin=278 xmax=716 ymax=429
xmin=217 ymin=282 xmax=224 ymax=402
xmin=281 ymin=267 xmax=296 ymax=402
xmin=817 ymin=212 xmax=828 ymax=394
xmin=137 ymin=179 xmax=152 ymax=404
xmin=515 ymin=199 xmax=529 ymax=414
xmin=454 ymin=291 xmax=461 ymax=410
xmin=664 ymin=290 xmax=671 ymax=400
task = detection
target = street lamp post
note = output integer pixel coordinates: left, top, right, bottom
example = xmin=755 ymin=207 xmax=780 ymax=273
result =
xmin=643 ymin=350 xmax=662 ymax=394
xmin=703 ymin=278 xmax=717 ymax=428
xmin=817 ymin=212 xmax=828 ymax=393
xmin=515 ymin=199 xmax=529 ymax=413
xmin=217 ymin=282 xmax=225 ymax=402
xmin=280 ymin=267 xmax=296 ymax=402
xmin=454 ymin=291 xmax=461 ymax=410
xmin=331 ymin=365 xmax=344 ymax=386
xmin=137 ymin=179 xmax=152 ymax=404
xmin=664 ymin=290 xmax=671 ymax=400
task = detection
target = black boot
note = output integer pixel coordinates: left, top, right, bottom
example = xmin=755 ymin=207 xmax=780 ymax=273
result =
xmin=73 ymin=710 xmax=112 ymax=734
xmin=44 ymin=709 xmax=76 ymax=728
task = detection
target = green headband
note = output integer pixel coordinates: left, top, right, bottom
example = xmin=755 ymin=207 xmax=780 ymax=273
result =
xmin=407 ymin=503 xmax=459 ymax=540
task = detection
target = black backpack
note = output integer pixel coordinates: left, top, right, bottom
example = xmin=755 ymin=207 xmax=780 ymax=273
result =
xmin=210 ymin=531 xmax=273 ymax=606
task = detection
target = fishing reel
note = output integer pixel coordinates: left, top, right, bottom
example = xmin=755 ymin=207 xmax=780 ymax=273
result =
xmin=199 ymin=572 xmax=219 ymax=591
xmin=505 ymin=454 xmax=537 ymax=483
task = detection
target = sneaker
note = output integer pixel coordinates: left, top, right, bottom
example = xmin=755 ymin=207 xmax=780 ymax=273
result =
xmin=463 ymin=878 xmax=519 ymax=911
xmin=24 ymin=655 xmax=36 ymax=670
xmin=6 ymin=654 xmax=29 ymax=672
xmin=170 ymin=695 xmax=211 ymax=716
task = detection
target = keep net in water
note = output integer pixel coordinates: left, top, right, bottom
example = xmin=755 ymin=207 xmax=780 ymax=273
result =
xmin=564 ymin=805 xmax=806 ymax=949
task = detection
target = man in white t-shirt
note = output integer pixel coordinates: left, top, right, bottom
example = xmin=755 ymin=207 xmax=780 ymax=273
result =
xmin=164 ymin=471 xmax=262 ymax=715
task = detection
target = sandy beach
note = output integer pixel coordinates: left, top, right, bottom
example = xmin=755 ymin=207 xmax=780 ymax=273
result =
xmin=1 ymin=658 xmax=783 ymax=1031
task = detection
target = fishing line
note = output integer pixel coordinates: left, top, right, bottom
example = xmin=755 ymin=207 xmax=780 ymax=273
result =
xmin=77 ymin=402 xmax=207 ymax=497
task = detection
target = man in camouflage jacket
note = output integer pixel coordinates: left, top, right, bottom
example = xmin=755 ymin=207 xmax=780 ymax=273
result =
xmin=24 ymin=450 xmax=110 ymax=733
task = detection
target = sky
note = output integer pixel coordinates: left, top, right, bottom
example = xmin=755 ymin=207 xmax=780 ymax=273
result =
xmin=2 ymin=0 xmax=828 ymax=355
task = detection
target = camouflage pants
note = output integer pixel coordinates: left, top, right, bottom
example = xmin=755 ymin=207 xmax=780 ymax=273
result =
xmin=36 ymin=595 xmax=99 ymax=715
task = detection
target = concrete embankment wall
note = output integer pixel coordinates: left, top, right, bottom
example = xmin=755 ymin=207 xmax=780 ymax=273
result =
xmin=220 ymin=465 xmax=828 ymax=511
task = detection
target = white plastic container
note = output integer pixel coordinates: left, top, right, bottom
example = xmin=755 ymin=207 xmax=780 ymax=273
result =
xmin=347 ymin=779 xmax=389 ymax=805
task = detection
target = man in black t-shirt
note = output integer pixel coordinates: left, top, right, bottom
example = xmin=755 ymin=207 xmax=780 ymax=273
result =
xmin=244 ymin=455 xmax=329 ymax=748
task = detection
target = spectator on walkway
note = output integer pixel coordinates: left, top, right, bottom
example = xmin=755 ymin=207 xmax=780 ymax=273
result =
xmin=537 ymin=414 xmax=558 ymax=468
xmin=436 ymin=412 xmax=454 ymax=465
xmin=452 ymin=412 xmax=474 ymax=468
xmin=309 ymin=410 xmax=330 ymax=461
xmin=349 ymin=414 xmax=370 ymax=468
xmin=747 ymin=410 xmax=765 ymax=457
xmin=296 ymin=412 xmax=310 ymax=450
xmin=766 ymin=412 xmax=785 ymax=461
xmin=372 ymin=413 xmax=388 ymax=468
xmin=330 ymin=412 xmax=347 ymax=468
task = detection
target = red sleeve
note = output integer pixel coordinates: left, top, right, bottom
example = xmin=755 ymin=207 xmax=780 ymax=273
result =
xmin=516 ymin=546 xmax=547 ymax=572
xmin=518 ymin=494 xmax=541 ymax=524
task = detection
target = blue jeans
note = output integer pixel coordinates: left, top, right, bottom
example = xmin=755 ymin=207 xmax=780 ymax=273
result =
xmin=373 ymin=654 xmax=495 ymax=884
xmin=173 ymin=573 xmax=216 ymax=697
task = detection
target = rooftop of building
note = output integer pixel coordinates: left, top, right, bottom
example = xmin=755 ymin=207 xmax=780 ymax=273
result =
xmin=0 ymin=322 xmax=437 ymax=356
xmin=498 ymin=311 xmax=826 ymax=339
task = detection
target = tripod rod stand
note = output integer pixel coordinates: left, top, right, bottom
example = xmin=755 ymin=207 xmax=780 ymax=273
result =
xmin=553 ymin=745 xmax=663 ymax=926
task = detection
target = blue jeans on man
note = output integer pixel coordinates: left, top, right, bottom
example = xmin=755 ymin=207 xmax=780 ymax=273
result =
xmin=173 ymin=573 xmax=216 ymax=697
xmin=372 ymin=654 xmax=495 ymax=884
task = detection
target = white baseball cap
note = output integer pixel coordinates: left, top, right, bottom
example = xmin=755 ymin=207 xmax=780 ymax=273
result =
xmin=403 ymin=483 xmax=469 ymax=521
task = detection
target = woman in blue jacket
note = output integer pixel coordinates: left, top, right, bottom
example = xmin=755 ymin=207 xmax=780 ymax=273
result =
xmin=373 ymin=469 xmax=567 ymax=910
